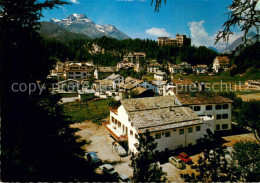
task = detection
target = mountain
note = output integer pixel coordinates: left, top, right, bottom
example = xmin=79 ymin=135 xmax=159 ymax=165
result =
xmin=208 ymin=42 xmax=230 ymax=53
xmin=222 ymin=32 xmax=257 ymax=53
xmin=39 ymin=22 xmax=89 ymax=42
xmin=49 ymin=14 xmax=130 ymax=40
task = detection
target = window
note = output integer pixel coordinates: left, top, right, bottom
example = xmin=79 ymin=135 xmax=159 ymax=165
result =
xmin=130 ymin=130 xmax=133 ymax=136
xmin=114 ymin=119 xmax=117 ymax=125
xmin=216 ymin=125 xmax=220 ymax=130
xmin=188 ymin=127 xmax=193 ymax=133
xmin=83 ymin=73 xmax=86 ymax=76
xmin=222 ymin=114 xmax=228 ymax=119
xmin=75 ymin=72 xmax=81 ymax=74
xmin=165 ymin=131 xmax=170 ymax=137
xmin=216 ymin=114 xmax=222 ymax=120
xmin=194 ymin=106 xmax=201 ymax=111
xmin=179 ymin=129 xmax=184 ymax=135
xmin=155 ymin=133 xmax=161 ymax=139
xmin=216 ymin=105 xmax=222 ymax=110
xmin=69 ymin=72 xmax=74 ymax=75
xmin=111 ymin=117 xmax=114 ymax=123
xmin=173 ymin=129 xmax=177 ymax=132
xmin=135 ymin=134 xmax=138 ymax=139
xmin=196 ymin=126 xmax=201 ymax=132
xmin=223 ymin=104 xmax=229 ymax=109
xmin=222 ymin=124 xmax=229 ymax=129
xmin=206 ymin=105 xmax=212 ymax=110
xmin=118 ymin=122 xmax=121 ymax=128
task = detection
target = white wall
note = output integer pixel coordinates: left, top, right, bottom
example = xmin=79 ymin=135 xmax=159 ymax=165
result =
xmin=189 ymin=104 xmax=232 ymax=131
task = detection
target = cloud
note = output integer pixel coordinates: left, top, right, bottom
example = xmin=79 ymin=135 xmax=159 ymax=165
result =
xmin=188 ymin=20 xmax=243 ymax=46
xmin=68 ymin=0 xmax=79 ymax=4
xmin=145 ymin=27 xmax=171 ymax=37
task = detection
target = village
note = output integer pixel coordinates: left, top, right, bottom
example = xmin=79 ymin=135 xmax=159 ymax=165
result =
xmin=46 ymin=35 xmax=260 ymax=182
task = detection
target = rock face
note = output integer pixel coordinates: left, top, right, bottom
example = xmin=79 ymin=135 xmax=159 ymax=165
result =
xmin=50 ymin=14 xmax=130 ymax=40
xmin=222 ymin=32 xmax=257 ymax=53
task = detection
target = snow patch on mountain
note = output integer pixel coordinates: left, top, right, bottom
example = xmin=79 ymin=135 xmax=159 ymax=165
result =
xmin=49 ymin=14 xmax=130 ymax=40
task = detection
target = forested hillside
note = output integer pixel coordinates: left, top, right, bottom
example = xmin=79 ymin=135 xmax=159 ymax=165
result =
xmin=42 ymin=36 xmax=218 ymax=67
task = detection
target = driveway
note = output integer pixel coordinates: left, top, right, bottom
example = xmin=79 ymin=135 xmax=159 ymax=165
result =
xmin=71 ymin=121 xmax=133 ymax=177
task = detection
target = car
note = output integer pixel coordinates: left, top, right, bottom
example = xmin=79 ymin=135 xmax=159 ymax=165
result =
xmin=169 ymin=156 xmax=185 ymax=169
xmin=113 ymin=143 xmax=127 ymax=157
xmin=85 ymin=152 xmax=101 ymax=165
xmin=118 ymin=174 xmax=132 ymax=183
xmin=99 ymin=164 xmax=118 ymax=179
xmin=178 ymin=152 xmax=192 ymax=164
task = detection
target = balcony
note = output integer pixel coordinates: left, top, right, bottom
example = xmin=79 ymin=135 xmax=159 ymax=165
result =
xmin=110 ymin=108 xmax=118 ymax=115
xmin=102 ymin=121 xmax=127 ymax=142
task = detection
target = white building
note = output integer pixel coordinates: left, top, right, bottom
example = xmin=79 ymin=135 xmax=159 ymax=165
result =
xmin=147 ymin=62 xmax=162 ymax=73
xmin=175 ymin=92 xmax=233 ymax=132
xmin=154 ymin=70 xmax=167 ymax=81
xmin=105 ymin=74 xmax=124 ymax=90
xmin=212 ymin=56 xmax=230 ymax=73
xmin=104 ymin=96 xmax=214 ymax=153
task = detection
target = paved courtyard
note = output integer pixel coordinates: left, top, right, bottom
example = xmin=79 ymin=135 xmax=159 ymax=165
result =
xmin=71 ymin=121 xmax=257 ymax=182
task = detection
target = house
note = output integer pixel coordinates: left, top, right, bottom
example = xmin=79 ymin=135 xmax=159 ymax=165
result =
xmin=169 ymin=65 xmax=184 ymax=74
xmin=104 ymin=96 xmax=214 ymax=153
xmin=117 ymin=52 xmax=146 ymax=72
xmin=147 ymin=62 xmax=162 ymax=73
xmin=175 ymin=91 xmax=233 ymax=132
xmin=154 ymin=70 xmax=167 ymax=81
xmin=171 ymin=77 xmax=194 ymax=87
xmin=57 ymin=79 xmax=81 ymax=91
xmin=179 ymin=62 xmax=192 ymax=69
xmin=117 ymin=77 xmax=145 ymax=91
xmin=92 ymin=80 xmax=113 ymax=92
xmin=105 ymin=74 xmax=124 ymax=90
xmin=212 ymin=56 xmax=230 ymax=73
xmin=192 ymin=65 xmax=208 ymax=75
xmin=94 ymin=67 xmax=116 ymax=79
xmin=63 ymin=61 xmax=95 ymax=80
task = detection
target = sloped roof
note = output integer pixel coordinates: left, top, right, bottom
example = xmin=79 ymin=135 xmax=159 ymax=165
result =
xmin=176 ymin=91 xmax=234 ymax=105
xmin=97 ymin=67 xmax=115 ymax=73
xmin=106 ymin=74 xmax=122 ymax=81
xmin=120 ymin=96 xmax=200 ymax=133
xmin=215 ymin=56 xmax=230 ymax=64
xmin=130 ymin=87 xmax=149 ymax=95
xmin=118 ymin=77 xmax=144 ymax=90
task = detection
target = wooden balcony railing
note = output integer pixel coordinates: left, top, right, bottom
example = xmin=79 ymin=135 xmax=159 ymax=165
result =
xmin=102 ymin=121 xmax=127 ymax=142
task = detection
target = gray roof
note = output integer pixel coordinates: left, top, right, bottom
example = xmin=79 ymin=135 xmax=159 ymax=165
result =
xmin=120 ymin=96 xmax=200 ymax=133
xmin=106 ymin=74 xmax=121 ymax=81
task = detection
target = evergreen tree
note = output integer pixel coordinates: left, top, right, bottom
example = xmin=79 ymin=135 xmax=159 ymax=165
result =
xmin=130 ymin=131 xmax=167 ymax=182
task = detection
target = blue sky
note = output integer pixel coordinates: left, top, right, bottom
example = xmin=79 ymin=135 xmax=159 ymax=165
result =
xmin=41 ymin=0 xmax=246 ymax=46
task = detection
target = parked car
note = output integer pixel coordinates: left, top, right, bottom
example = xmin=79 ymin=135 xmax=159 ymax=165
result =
xmin=169 ymin=156 xmax=185 ymax=169
xmin=118 ymin=174 xmax=132 ymax=183
xmin=99 ymin=164 xmax=118 ymax=179
xmin=178 ymin=152 xmax=192 ymax=164
xmin=85 ymin=152 xmax=101 ymax=165
xmin=113 ymin=143 xmax=127 ymax=157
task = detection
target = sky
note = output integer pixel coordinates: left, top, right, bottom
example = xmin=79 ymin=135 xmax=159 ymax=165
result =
xmin=41 ymin=0 xmax=257 ymax=47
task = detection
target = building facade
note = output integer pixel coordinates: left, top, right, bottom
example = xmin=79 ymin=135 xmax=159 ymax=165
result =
xmin=212 ymin=56 xmax=230 ymax=73
xmin=104 ymin=96 xmax=214 ymax=153
xmin=158 ymin=34 xmax=191 ymax=47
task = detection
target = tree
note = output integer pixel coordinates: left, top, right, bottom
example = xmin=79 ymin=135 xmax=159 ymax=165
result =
xmin=237 ymin=100 xmax=260 ymax=142
xmin=130 ymin=131 xmax=167 ymax=182
xmin=215 ymin=0 xmax=260 ymax=47
xmin=0 ymin=0 xmax=104 ymax=181
xmin=232 ymin=141 xmax=260 ymax=182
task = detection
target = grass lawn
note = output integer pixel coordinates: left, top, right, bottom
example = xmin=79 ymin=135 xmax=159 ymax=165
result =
xmin=63 ymin=98 xmax=114 ymax=123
